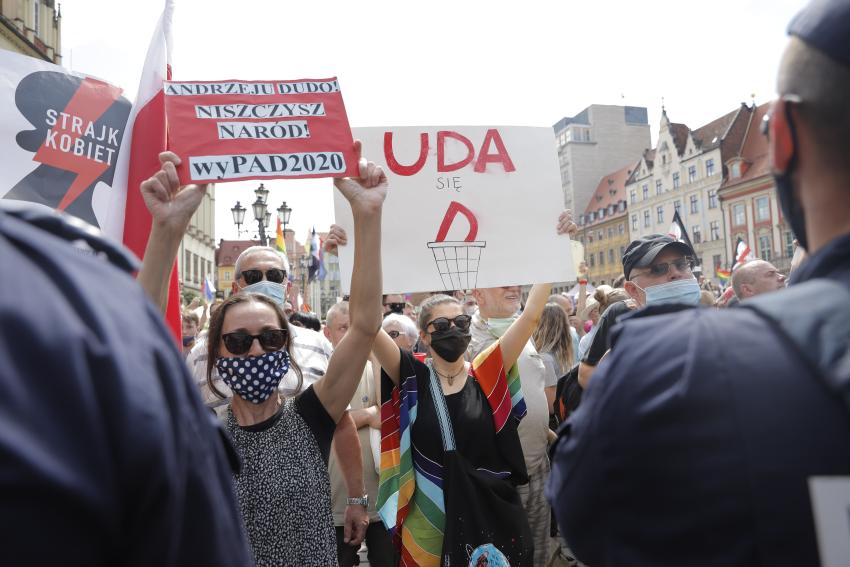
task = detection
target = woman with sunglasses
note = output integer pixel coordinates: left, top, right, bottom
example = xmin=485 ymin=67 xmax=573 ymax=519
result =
xmin=371 ymin=280 xmax=560 ymax=566
xmin=197 ymin=151 xmax=386 ymax=567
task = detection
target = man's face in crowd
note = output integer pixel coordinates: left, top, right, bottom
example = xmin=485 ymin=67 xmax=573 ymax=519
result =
xmin=625 ymin=248 xmax=694 ymax=307
xmin=383 ymin=294 xmax=405 ymax=315
xmin=384 ymin=320 xmax=416 ymax=351
xmin=232 ymin=250 xmax=288 ymax=294
xmin=474 ymin=286 xmax=522 ymax=319
xmin=739 ymin=260 xmax=786 ymax=298
xmin=323 ymin=312 xmax=350 ymax=348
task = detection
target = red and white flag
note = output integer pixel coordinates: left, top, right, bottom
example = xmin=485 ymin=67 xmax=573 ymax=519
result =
xmin=732 ymin=237 xmax=754 ymax=271
xmin=121 ymin=0 xmax=182 ymax=340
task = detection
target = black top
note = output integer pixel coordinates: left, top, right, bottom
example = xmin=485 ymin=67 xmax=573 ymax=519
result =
xmin=548 ymin=231 xmax=850 ymax=566
xmin=0 ymin=205 xmax=252 ymax=566
xmin=581 ymin=300 xmax=632 ymax=366
xmin=389 ymin=349 xmax=528 ymax=486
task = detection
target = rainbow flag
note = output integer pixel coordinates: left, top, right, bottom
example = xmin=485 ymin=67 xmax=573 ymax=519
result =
xmin=716 ymin=268 xmax=731 ymax=285
xmin=275 ymin=216 xmax=286 ymax=254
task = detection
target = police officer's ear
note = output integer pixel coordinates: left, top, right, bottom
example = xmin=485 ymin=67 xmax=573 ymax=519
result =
xmin=769 ymin=99 xmax=796 ymax=175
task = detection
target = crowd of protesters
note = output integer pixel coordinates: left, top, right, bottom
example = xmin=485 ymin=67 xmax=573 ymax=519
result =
xmin=3 ymin=1 xmax=850 ymax=565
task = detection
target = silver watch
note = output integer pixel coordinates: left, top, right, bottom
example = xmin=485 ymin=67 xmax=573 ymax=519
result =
xmin=347 ymin=494 xmax=369 ymax=507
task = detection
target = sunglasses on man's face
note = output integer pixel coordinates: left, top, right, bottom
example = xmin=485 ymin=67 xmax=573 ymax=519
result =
xmin=239 ymin=268 xmax=287 ymax=285
xmin=384 ymin=302 xmax=405 ymax=313
xmin=635 ymin=257 xmax=695 ymax=278
xmin=426 ymin=314 xmax=472 ymax=333
xmin=222 ymin=329 xmax=287 ymax=355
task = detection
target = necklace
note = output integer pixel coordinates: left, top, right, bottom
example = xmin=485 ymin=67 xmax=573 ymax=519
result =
xmin=433 ymin=363 xmax=468 ymax=386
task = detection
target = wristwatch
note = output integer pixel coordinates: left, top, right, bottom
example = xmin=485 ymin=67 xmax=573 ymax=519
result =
xmin=347 ymin=494 xmax=369 ymax=507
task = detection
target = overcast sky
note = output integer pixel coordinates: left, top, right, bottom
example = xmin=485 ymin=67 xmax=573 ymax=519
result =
xmin=61 ymin=0 xmax=808 ymax=244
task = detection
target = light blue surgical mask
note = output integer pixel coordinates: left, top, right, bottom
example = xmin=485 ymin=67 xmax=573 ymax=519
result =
xmin=240 ymin=280 xmax=287 ymax=305
xmin=636 ymin=278 xmax=701 ymax=307
xmin=485 ymin=315 xmax=517 ymax=338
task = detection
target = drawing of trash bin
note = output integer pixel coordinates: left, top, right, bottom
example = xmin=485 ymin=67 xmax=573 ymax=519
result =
xmin=428 ymin=200 xmax=486 ymax=290
xmin=427 ymin=240 xmax=486 ymax=290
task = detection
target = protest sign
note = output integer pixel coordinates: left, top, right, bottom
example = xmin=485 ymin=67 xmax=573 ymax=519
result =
xmin=333 ymin=126 xmax=575 ymax=293
xmin=164 ymin=78 xmax=358 ymax=184
xmin=0 ymin=49 xmax=132 ymax=236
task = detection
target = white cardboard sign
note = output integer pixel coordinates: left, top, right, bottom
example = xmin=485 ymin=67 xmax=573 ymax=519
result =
xmin=809 ymin=476 xmax=850 ymax=567
xmin=333 ymin=126 xmax=575 ymax=293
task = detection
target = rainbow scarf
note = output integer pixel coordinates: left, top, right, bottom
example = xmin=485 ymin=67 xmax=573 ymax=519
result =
xmin=377 ymin=343 xmax=526 ymax=566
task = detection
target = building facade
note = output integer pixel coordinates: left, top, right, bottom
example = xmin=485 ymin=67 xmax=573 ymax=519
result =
xmin=625 ymin=104 xmax=752 ymax=281
xmin=553 ymin=105 xmax=651 ymax=213
xmin=576 ymin=162 xmax=634 ymax=286
xmin=718 ymin=103 xmax=795 ymax=273
xmin=215 ymin=238 xmax=259 ymax=298
xmin=179 ymin=188 xmax=216 ymax=299
xmin=1 ymin=0 xmax=61 ymax=63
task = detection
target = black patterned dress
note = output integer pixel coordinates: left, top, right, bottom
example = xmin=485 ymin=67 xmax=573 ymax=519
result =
xmin=225 ymin=385 xmax=337 ymax=566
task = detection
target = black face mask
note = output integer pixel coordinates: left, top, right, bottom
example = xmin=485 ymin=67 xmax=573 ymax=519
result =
xmin=773 ymin=103 xmax=808 ymax=250
xmin=429 ymin=327 xmax=471 ymax=363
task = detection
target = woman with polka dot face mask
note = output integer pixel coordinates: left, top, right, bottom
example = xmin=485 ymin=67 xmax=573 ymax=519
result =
xmin=203 ymin=149 xmax=387 ymax=567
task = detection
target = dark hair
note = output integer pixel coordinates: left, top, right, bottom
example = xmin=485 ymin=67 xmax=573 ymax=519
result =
xmin=417 ymin=293 xmax=461 ymax=331
xmin=289 ymin=311 xmax=321 ymax=332
xmin=206 ymin=293 xmax=302 ymax=400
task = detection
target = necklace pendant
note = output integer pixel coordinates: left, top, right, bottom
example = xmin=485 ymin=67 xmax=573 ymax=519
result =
xmin=448 ymin=375 xmax=454 ymax=386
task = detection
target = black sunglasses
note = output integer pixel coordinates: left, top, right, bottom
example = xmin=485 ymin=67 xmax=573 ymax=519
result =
xmin=384 ymin=302 xmax=405 ymax=313
xmin=222 ymin=328 xmax=287 ymax=355
xmin=425 ymin=314 xmax=472 ymax=333
xmin=633 ymin=257 xmax=695 ymax=279
xmin=239 ymin=268 xmax=287 ymax=285
xmin=387 ymin=330 xmax=402 ymax=339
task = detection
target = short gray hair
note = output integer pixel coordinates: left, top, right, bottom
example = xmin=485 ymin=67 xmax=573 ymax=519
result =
xmin=326 ymin=301 xmax=349 ymax=327
xmin=383 ymin=313 xmax=418 ymax=340
xmin=235 ymin=245 xmax=291 ymax=277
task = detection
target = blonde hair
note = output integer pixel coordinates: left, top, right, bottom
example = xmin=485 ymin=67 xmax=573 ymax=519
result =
xmin=532 ymin=303 xmax=574 ymax=373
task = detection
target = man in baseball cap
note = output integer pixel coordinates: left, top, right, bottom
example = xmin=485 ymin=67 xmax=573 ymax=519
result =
xmin=549 ymin=1 xmax=850 ymax=564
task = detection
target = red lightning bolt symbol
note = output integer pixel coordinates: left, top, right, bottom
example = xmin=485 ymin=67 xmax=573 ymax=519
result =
xmin=33 ymin=77 xmax=123 ymax=212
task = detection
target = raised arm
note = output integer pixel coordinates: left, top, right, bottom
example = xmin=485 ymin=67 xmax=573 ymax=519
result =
xmin=491 ymin=210 xmax=577 ymax=369
xmin=137 ymin=152 xmax=207 ymax=313
xmin=314 ymin=144 xmax=386 ymax=422
xmin=372 ymin=328 xmax=403 ymax=386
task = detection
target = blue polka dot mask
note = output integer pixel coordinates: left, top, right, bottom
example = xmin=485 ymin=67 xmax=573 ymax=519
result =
xmin=215 ymin=350 xmax=291 ymax=404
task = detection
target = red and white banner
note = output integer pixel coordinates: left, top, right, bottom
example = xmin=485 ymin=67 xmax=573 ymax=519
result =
xmin=164 ymin=77 xmax=357 ymax=184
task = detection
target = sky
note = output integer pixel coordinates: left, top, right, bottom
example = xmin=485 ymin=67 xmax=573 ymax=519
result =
xmin=61 ymin=0 xmax=808 ymax=245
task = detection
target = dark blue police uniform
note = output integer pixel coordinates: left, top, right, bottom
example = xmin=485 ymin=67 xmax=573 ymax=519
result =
xmin=546 ymin=230 xmax=850 ymax=565
xmin=0 ymin=204 xmax=252 ymax=566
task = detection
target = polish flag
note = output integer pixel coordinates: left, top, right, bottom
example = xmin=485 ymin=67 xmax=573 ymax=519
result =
xmin=121 ymin=0 xmax=182 ymax=340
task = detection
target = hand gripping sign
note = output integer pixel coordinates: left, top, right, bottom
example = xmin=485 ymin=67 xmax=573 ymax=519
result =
xmin=164 ymin=78 xmax=358 ymax=184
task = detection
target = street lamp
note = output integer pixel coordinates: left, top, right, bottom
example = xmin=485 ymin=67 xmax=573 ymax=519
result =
xmin=277 ymin=201 xmax=292 ymax=233
xmin=230 ymin=201 xmax=246 ymax=233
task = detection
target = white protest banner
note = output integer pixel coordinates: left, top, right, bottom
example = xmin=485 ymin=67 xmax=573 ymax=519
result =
xmin=809 ymin=477 xmax=850 ymax=567
xmin=0 ymin=49 xmax=133 ymax=238
xmin=333 ymin=126 xmax=574 ymax=293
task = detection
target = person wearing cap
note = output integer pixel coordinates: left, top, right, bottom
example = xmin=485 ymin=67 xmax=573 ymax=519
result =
xmin=576 ymin=234 xmax=699 ymax=388
xmin=547 ymin=1 xmax=850 ymax=564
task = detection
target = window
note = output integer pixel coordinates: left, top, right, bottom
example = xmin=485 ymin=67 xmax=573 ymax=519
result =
xmin=708 ymin=190 xmax=718 ymax=209
xmin=643 ymin=210 xmax=651 ymax=228
xmin=224 ymin=270 xmax=232 ymax=281
xmin=733 ymin=203 xmax=745 ymax=226
xmin=706 ymin=158 xmax=715 ymax=176
xmin=690 ymin=195 xmax=699 ymax=214
xmin=688 ymin=165 xmax=697 ymax=182
xmin=674 ymin=200 xmax=682 ymax=215
xmin=589 ymin=254 xmax=595 ymax=268
xmin=693 ymin=225 xmax=702 ymax=244
xmin=759 ymin=235 xmax=772 ymax=261
xmin=642 ymin=185 xmax=649 ymax=200
xmin=618 ymin=201 xmax=626 ymax=212
xmin=607 ymin=227 xmax=614 ymax=238
xmin=185 ymin=250 xmax=192 ymax=283
xmin=618 ymin=223 xmax=624 ymax=235
xmin=608 ymin=249 xmax=615 ymax=264
xmin=598 ymin=230 xmax=604 ymax=241
xmin=655 ymin=180 xmax=663 ymax=195
xmin=620 ymin=245 xmax=626 ymax=258
xmin=599 ymin=251 xmax=605 ymax=266
xmin=673 ymin=172 xmax=680 ymax=189
xmin=33 ymin=0 xmax=40 ymax=35
xmin=712 ymin=255 xmax=722 ymax=270
xmin=731 ymin=162 xmax=741 ymax=178
xmin=632 ymin=215 xmax=638 ymax=231
xmin=207 ymin=260 xmax=213 ymax=280
xmin=755 ymin=196 xmax=770 ymax=221
xmin=710 ymin=221 xmax=720 ymax=241
xmin=599 ymin=208 xmax=606 ymax=220
xmin=588 ymin=233 xmax=594 ymax=243
xmin=657 ymin=206 xmax=664 ymax=224
xmin=193 ymin=254 xmax=200 ymax=284
xmin=630 ymin=190 xmax=636 ymax=204
xmin=785 ymin=231 xmax=795 ymax=258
